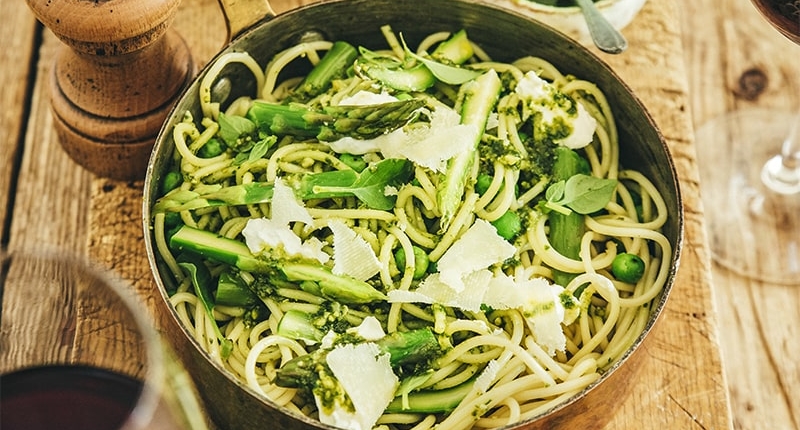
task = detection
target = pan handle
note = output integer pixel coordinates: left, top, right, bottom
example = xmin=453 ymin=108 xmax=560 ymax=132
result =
xmin=217 ymin=0 xmax=276 ymax=43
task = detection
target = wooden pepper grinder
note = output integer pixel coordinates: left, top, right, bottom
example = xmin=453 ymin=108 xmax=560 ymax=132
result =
xmin=26 ymin=0 xmax=194 ymax=181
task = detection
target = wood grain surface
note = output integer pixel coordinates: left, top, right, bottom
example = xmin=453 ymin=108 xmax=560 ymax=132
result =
xmin=681 ymin=0 xmax=800 ymax=428
xmin=1 ymin=2 xmax=92 ymax=255
xmin=2 ymin=0 xmax=795 ymax=428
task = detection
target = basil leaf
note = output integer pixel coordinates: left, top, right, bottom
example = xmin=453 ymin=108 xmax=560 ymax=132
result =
xmin=218 ymin=112 xmax=256 ymax=148
xmin=248 ymin=135 xmax=277 ymax=162
xmin=545 ymin=180 xmax=566 ymax=202
xmin=561 ymin=174 xmax=617 ymax=214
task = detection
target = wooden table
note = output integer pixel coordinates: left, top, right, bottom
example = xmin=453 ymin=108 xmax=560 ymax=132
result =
xmin=3 ymin=0 xmax=797 ymax=428
xmin=681 ymin=1 xmax=800 ymax=428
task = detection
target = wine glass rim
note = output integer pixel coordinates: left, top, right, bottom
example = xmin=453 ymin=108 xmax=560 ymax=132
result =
xmin=1 ymin=246 xmax=166 ymax=430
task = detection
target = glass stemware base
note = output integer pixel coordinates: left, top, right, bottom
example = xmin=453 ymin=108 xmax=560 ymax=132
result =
xmin=695 ymin=109 xmax=800 ymax=285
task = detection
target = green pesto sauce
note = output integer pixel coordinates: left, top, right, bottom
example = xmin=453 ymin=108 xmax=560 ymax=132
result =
xmin=530 ymin=92 xmax=577 ymax=141
xmin=313 ymin=367 xmax=355 ymax=413
xmin=559 ymin=290 xmax=577 ymax=309
xmin=523 ymin=301 xmax=555 ymax=317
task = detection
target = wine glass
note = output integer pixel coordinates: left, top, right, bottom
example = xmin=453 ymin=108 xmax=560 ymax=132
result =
xmin=694 ymin=0 xmax=800 ymax=285
xmin=0 ymin=248 xmax=209 ymax=430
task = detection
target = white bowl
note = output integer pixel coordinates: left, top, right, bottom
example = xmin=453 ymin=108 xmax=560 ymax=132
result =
xmin=497 ymin=0 xmax=647 ymax=46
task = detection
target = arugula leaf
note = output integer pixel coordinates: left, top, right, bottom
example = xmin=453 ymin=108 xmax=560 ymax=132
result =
xmin=176 ymin=253 xmax=234 ymax=358
xmin=545 ymin=174 xmax=617 ymax=215
xmin=297 ymin=170 xmax=359 ymax=198
xmin=303 ymin=158 xmax=414 ymax=210
xmin=401 ymin=37 xmax=481 ymax=85
xmin=155 ymin=159 xmax=414 ymax=213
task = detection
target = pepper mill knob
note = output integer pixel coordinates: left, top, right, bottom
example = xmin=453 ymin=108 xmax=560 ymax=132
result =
xmin=26 ymin=0 xmax=194 ymax=181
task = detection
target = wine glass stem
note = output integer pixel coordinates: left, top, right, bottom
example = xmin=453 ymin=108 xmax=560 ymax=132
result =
xmin=761 ymin=109 xmax=800 ymax=194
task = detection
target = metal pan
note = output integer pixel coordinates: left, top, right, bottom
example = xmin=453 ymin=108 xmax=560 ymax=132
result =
xmin=143 ymin=1 xmax=683 ymax=428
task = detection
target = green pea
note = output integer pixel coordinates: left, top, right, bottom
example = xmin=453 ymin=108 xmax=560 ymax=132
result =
xmin=339 ymin=153 xmax=367 ymax=172
xmin=161 ymin=170 xmax=183 ymax=195
xmin=475 ymin=174 xmax=520 ymax=198
xmin=475 ymin=174 xmax=494 ymax=195
xmin=611 ymin=253 xmax=645 ymax=283
xmin=394 ymin=246 xmax=430 ymax=279
xmin=197 ymin=137 xmax=226 ymax=158
xmin=426 ymin=260 xmax=437 ymax=274
xmin=491 ymin=211 xmax=522 ymax=240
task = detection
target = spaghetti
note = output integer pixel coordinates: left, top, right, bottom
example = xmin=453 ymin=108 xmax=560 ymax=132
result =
xmin=151 ymin=25 xmax=672 ymax=430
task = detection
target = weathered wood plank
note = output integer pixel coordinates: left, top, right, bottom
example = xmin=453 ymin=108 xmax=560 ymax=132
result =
xmin=7 ymin=28 xmax=93 ymax=255
xmin=680 ymin=0 xmax=800 ymax=428
xmin=0 ymin=2 xmax=39 ymax=245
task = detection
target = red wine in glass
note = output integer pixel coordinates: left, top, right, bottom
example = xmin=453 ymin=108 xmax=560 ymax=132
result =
xmin=0 ymin=365 xmax=144 ymax=430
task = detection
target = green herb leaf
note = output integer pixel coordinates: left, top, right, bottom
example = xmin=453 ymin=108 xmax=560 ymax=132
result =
xmin=562 ymin=175 xmax=617 ymax=214
xmin=545 ymin=180 xmax=566 ymax=202
xmin=218 ymin=112 xmax=256 ymax=149
xmin=546 ymin=174 xmax=617 ymax=215
xmin=401 ymin=37 xmax=481 ymax=85
xmin=349 ymin=158 xmax=413 ymax=209
xmin=298 ymin=169 xmax=359 ymax=198
xmin=177 ymin=253 xmax=234 ymax=358
xmin=301 ymin=158 xmax=413 ymax=210
xmin=248 ymin=135 xmax=277 ymax=162
xmin=233 ymin=152 xmax=249 ymax=165
xmin=409 ymin=51 xmax=481 ymax=85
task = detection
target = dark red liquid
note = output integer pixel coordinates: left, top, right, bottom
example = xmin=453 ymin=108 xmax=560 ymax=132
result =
xmin=750 ymin=0 xmax=800 ymax=44
xmin=0 ymin=365 xmax=144 ymax=430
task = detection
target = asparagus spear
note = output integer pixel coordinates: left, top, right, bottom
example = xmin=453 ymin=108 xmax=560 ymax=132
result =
xmin=437 ymin=69 xmax=502 ymax=230
xmin=169 ymin=225 xmax=386 ymax=304
xmin=548 ymin=147 xmax=590 ymax=287
xmin=246 ymin=98 xmax=425 ymax=141
xmin=354 ymin=28 xmax=479 ymax=92
xmin=293 ymin=41 xmax=359 ymax=100
xmin=273 ymin=327 xmax=442 ymax=388
xmin=152 ymin=158 xmax=412 ymax=213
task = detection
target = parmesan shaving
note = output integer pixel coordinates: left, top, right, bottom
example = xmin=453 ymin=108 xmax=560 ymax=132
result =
xmin=242 ymin=218 xmax=329 ymax=263
xmin=436 ymin=219 xmax=515 ymax=292
xmin=271 ymin=177 xmax=314 ymax=226
xmin=329 ymin=220 xmax=382 ymax=281
xmin=241 ymin=177 xmax=328 ymax=263
xmin=347 ymin=316 xmax=385 ymax=341
xmin=389 ymin=269 xmax=575 ymax=355
xmin=323 ymin=343 xmax=398 ymax=430
xmin=327 ymin=105 xmax=478 ymax=172
xmin=515 ymin=71 xmax=597 ymax=149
